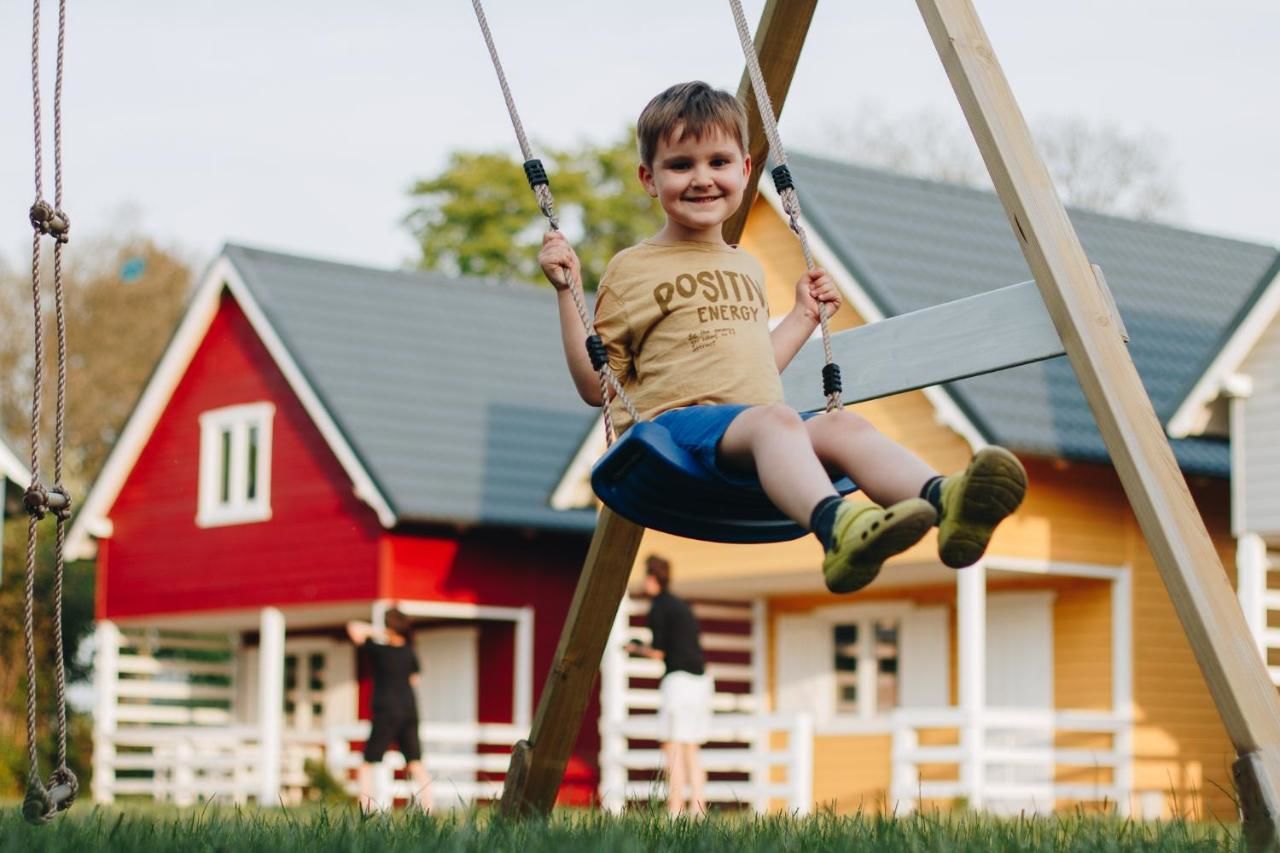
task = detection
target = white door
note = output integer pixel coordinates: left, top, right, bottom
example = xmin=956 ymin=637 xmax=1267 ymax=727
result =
xmin=414 ymin=626 xmax=479 ymax=806
xmin=985 ymin=591 xmax=1054 ymax=812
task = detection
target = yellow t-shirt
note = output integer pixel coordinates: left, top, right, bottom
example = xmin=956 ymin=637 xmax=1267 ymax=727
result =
xmin=594 ymin=239 xmax=784 ymax=432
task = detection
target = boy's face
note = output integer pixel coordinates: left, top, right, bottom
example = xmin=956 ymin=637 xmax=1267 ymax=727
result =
xmin=639 ymin=124 xmax=751 ymax=240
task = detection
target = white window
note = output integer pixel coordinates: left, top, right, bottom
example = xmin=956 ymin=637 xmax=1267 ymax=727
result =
xmin=833 ymin=617 xmax=901 ymax=716
xmin=197 ymin=402 xmax=274 ymax=527
xmin=777 ymin=602 xmax=949 ymax=729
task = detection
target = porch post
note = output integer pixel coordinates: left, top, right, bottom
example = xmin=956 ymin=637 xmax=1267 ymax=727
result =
xmin=92 ymin=620 xmax=120 ymax=804
xmin=1238 ymin=534 xmax=1269 ymax=659
xmin=958 ymin=562 xmax=986 ymax=809
xmin=750 ymin=597 xmax=770 ymax=813
xmin=514 ymin=608 xmax=534 ymax=730
xmin=1112 ymin=569 xmax=1135 ymax=815
xmin=257 ymin=606 xmax=285 ymax=805
xmin=597 ymin=596 xmax=630 ymax=813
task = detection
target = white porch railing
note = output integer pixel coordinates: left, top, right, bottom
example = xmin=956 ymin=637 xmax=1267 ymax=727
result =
xmin=889 ymin=707 xmax=1130 ymax=814
xmin=94 ymin=721 xmax=521 ymax=808
xmin=605 ymin=712 xmax=813 ymax=813
xmin=324 ymin=721 xmax=523 ymax=810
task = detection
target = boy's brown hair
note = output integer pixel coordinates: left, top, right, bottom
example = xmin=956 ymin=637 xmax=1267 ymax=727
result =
xmin=384 ymin=608 xmax=414 ymax=640
xmin=645 ymin=554 xmax=672 ymax=593
xmin=637 ymin=81 xmax=749 ymax=167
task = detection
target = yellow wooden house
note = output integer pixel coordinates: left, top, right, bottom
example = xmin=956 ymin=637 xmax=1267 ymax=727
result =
xmin=562 ymin=154 xmax=1280 ymax=821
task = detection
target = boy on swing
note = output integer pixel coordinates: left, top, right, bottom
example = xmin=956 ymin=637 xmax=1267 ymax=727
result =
xmin=540 ymin=81 xmax=1026 ymax=593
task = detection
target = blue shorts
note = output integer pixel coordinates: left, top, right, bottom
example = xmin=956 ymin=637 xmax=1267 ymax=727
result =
xmin=653 ymin=404 xmax=818 ymax=489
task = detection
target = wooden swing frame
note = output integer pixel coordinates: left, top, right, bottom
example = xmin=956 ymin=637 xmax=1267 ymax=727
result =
xmin=495 ymin=1 xmax=1280 ymax=846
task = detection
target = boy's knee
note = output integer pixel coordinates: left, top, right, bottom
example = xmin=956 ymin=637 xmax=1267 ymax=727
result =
xmin=818 ymin=409 xmax=873 ymax=434
xmin=753 ymin=403 xmax=804 ymax=431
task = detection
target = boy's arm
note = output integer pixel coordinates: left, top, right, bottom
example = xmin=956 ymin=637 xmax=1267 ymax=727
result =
xmin=771 ymin=268 xmax=842 ymax=373
xmin=345 ymin=620 xmax=377 ymax=646
xmin=541 ymin=231 xmax=604 ymax=406
xmin=557 ymin=288 xmax=604 ymax=406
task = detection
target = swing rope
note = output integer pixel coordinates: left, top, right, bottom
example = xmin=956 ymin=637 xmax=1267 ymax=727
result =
xmin=727 ymin=0 xmax=842 ymax=411
xmin=22 ymin=0 xmax=77 ymax=826
xmin=470 ymin=0 xmax=640 ymax=445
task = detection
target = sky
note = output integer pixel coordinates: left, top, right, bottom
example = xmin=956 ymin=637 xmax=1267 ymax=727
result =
xmin=0 ymin=0 xmax=1276 ymax=273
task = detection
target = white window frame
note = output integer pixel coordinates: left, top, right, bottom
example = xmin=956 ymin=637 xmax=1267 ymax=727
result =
xmin=825 ymin=602 xmax=912 ymax=720
xmin=197 ymin=402 xmax=274 ymax=527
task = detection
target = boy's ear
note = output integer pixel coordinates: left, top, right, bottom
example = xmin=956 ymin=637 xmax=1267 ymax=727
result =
xmin=742 ymin=152 xmax=752 ymax=181
xmin=637 ymin=162 xmax=658 ymax=198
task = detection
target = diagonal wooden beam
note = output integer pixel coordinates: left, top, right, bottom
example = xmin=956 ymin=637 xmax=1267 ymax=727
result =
xmin=915 ymin=1 xmax=1280 ymax=846
xmin=723 ymin=0 xmax=819 ymax=244
xmin=499 ymin=0 xmax=816 ymax=818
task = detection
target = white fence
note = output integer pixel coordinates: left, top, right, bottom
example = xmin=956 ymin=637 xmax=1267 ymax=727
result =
xmin=95 ymin=721 xmax=521 ymax=808
xmin=605 ymin=712 xmax=813 ymax=813
xmin=889 ymin=707 xmax=1130 ymax=814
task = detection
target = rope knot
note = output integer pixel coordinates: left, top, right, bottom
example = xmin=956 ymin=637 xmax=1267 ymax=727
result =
xmin=48 ymin=485 xmax=72 ymax=521
xmin=47 ymin=766 xmax=78 ymax=814
xmin=22 ymin=775 xmax=54 ymax=825
xmin=23 ymin=483 xmax=49 ymax=520
xmin=29 ymin=201 xmax=70 ymax=243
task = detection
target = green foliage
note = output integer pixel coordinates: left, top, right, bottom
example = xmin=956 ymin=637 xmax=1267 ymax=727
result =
xmin=0 ymin=806 xmax=1242 ymax=853
xmin=0 ymin=517 xmax=96 ymax=796
xmin=405 ymin=129 xmax=663 ymax=290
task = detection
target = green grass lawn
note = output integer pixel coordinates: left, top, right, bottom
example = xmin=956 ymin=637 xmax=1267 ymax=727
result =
xmin=0 ymin=805 xmax=1243 ymax=852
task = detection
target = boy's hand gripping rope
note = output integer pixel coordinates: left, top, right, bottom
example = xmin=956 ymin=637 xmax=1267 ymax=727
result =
xmin=471 ymin=0 xmax=640 ymax=445
xmin=728 ymin=0 xmax=843 ymax=412
xmin=21 ymin=0 xmax=77 ymax=825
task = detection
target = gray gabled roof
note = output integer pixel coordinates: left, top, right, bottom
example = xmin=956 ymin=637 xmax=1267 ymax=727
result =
xmin=223 ymin=244 xmax=598 ymax=533
xmin=787 ymin=152 xmax=1280 ymax=477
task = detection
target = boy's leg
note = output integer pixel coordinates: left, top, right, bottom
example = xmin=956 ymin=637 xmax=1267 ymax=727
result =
xmin=804 ymin=410 xmax=937 ymax=506
xmin=720 ymin=404 xmax=934 ymax=593
xmin=717 ymin=404 xmax=840 ymax=525
xmin=357 ymin=762 xmax=375 ymax=812
xmin=663 ymin=740 xmax=686 ymax=816
xmin=407 ymin=760 xmax=433 ymax=811
xmin=936 ymin=446 xmax=1027 ymax=568
xmin=685 ymin=743 xmax=707 ymax=816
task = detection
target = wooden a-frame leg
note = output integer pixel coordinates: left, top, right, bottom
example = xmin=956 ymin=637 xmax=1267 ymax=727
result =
xmin=500 ymin=506 xmax=645 ymax=817
xmin=917 ymin=0 xmax=1280 ymax=845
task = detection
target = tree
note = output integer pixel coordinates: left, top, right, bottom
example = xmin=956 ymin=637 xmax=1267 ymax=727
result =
xmin=0 ymin=234 xmax=194 ymax=497
xmin=405 ymin=130 xmax=664 ymax=289
xmin=821 ymin=106 xmax=1183 ymax=221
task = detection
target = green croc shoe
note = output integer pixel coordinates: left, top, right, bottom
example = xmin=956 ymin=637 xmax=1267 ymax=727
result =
xmin=937 ymin=446 xmax=1028 ymax=569
xmin=822 ymin=498 xmax=937 ymax=594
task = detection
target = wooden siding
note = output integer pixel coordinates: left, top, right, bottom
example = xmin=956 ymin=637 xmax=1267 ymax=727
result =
xmin=1241 ymin=315 xmax=1280 ymax=536
xmin=99 ymin=292 xmax=383 ymax=619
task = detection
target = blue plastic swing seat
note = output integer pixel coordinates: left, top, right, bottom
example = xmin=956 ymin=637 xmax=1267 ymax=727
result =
xmin=590 ymin=420 xmax=858 ymax=544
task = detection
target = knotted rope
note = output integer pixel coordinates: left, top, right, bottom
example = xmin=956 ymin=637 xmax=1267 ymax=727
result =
xmin=728 ymin=0 xmax=843 ymax=411
xmin=470 ymin=0 xmax=640 ymax=445
xmin=22 ymin=0 xmax=77 ymax=825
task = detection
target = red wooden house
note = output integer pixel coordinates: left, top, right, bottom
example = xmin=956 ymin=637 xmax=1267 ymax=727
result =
xmin=68 ymin=245 xmax=601 ymax=807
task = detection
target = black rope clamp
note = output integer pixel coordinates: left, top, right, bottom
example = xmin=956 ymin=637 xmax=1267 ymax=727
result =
xmin=585 ymin=335 xmax=609 ymax=371
xmin=822 ymin=362 xmax=843 ymax=397
xmin=23 ymin=483 xmax=48 ymax=520
xmin=523 ymin=159 xmax=549 ymax=189
xmin=771 ymin=164 xmax=794 ymax=194
xmin=29 ymin=200 xmax=70 ymax=243
xmin=48 ymin=484 xmax=72 ymax=522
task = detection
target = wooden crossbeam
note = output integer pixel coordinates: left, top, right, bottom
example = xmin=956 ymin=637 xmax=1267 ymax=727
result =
xmin=916 ymin=1 xmax=1280 ymax=847
xmin=784 ymin=279 xmax=1060 ymax=412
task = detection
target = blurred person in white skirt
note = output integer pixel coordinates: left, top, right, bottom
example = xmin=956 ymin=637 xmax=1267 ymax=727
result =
xmin=628 ymin=554 xmax=713 ymax=816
